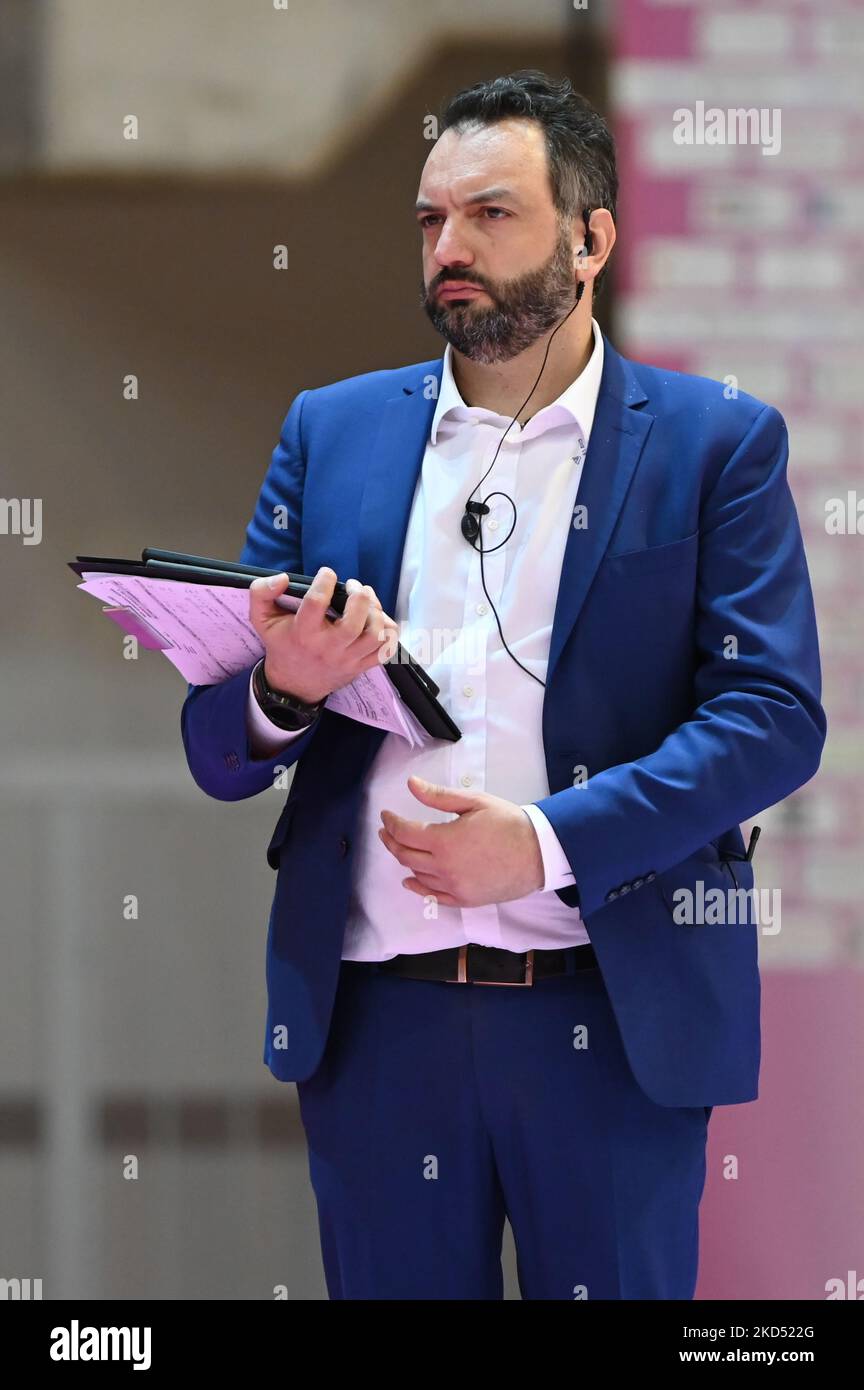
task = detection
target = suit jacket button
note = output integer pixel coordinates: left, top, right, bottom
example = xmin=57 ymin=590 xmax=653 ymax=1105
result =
xmin=338 ymin=836 xmax=350 ymax=858
xmin=632 ymin=878 xmax=644 ymax=890
xmin=619 ymin=883 xmax=631 ymax=894
xmin=606 ymin=888 xmax=618 ymax=902
xmin=646 ymin=870 xmax=656 ymax=881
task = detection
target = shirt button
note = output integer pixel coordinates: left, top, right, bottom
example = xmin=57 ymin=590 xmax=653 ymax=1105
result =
xmin=460 ymin=774 xmax=473 ymax=788
xmin=488 ymin=518 xmax=498 ymax=531
xmin=476 ymin=603 xmax=488 ymax=616
xmin=462 ymin=685 xmax=474 ymax=698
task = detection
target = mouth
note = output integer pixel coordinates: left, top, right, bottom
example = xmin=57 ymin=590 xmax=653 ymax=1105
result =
xmin=436 ymin=284 xmax=486 ymax=301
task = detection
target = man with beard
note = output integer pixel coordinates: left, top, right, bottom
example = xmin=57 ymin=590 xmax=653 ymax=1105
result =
xmin=181 ymin=71 xmax=825 ymax=1299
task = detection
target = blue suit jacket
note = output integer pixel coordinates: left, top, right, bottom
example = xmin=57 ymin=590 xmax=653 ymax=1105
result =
xmin=181 ymin=334 xmax=826 ymax=1107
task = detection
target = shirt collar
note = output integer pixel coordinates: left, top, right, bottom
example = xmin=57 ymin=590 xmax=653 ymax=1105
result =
xmin=430 ymin=316 xmax=604 ymax=446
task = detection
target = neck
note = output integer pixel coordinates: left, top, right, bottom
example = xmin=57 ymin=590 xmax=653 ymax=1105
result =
xmin=449 ymin=308 xmax=595 ymax=425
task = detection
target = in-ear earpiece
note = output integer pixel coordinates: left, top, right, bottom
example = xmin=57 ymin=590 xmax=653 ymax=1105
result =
xmin=574 ymin=209 xmax=595 ymax=302
xmin=574 ymin=242 xmax=588 ymax=304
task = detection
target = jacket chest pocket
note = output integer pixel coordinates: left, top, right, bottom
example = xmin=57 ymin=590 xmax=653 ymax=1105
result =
xmin=601 ymin=530 xmax=699 ymax=579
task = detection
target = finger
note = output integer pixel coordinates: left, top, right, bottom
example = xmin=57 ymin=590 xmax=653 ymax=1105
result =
xmin=350 ymin=599 xmax=398 ymax=637
xmin=345 ymin=604 xmax=396 ymax=658
xmin=336 ymin=580 xmax=375 ymax=644
xmin=354 ymin=645 xmax=395 ymax=678
xmin=401 ymin=877 xmax=462 ymax=906
xmin=346 ymin=611 xmax=400 ymax=662
xmin=345 ymin=578 xmax=383 ymax=610
xmin=293 ymin=566 xmax=338 ymax=636
xmin=379 ymin=809 xmax=444 ymax=851
xmin=377 ymin=826 xmax=444 ymax=876
xmin=406 ymin=774 xmax=479 ymax=815
xmin=375 ymin=622 xmax=400 ymax=662
xmin=249 ymin=572 xmax=297 ymax=628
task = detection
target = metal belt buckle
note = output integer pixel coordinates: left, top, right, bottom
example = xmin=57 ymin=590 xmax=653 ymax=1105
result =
xmin=449 ymin=945 xmax=535 ymax=986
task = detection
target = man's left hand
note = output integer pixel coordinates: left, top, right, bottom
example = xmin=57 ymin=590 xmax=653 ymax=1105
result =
xmin=378 ymin=775 xmax=545 ymax=908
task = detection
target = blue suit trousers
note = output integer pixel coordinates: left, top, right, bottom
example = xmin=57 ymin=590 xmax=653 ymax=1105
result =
xmin=296 ymin=958 xmax=712 ymax=1300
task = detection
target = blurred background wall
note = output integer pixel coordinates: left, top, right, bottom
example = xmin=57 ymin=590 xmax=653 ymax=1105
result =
xmin=0 ymin=0 xmax=860 ymax=1301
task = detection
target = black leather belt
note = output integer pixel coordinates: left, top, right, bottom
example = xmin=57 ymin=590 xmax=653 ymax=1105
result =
xmin=346 ymin=942 xmax=597 ymax=987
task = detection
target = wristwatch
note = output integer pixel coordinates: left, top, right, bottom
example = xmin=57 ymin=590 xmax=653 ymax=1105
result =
xmin=252 ymin=658 xmax=326 ymax=731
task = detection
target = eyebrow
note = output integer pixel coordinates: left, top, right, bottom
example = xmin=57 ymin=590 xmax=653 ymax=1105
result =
xmin=415 ymin=186 xmax=521 ymax=212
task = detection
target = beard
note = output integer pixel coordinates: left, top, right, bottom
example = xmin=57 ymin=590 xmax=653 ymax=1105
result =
xmin=420 ymin=223 xmax=579 ymax=365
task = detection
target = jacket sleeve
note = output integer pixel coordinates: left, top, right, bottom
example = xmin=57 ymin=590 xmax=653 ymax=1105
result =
xmin=180 ymin=389 xmax=323 ymax=801
xmin=532 ymin=403 xmax=827 ymax=918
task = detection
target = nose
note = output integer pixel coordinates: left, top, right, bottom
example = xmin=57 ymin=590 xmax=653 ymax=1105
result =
xmin=432 ymin=217 xmax=474 ymax=271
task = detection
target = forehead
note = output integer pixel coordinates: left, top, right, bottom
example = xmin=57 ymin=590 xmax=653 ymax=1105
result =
xmin=417 ymin=118 xmax=551 ymax=204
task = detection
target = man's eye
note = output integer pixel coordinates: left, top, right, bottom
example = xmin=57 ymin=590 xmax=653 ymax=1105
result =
xmin=418 ymin=208 xmax=510 ymax=228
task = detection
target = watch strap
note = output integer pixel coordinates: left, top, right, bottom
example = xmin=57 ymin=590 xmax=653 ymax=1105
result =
xmin=252 ymin=659 xmax=326 ymax=730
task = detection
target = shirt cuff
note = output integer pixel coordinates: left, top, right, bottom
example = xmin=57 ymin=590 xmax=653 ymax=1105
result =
xmin=247 ymin=666 xmax=312 ymax=755
xmin=520 ymin=803 xmax=576 ymax=892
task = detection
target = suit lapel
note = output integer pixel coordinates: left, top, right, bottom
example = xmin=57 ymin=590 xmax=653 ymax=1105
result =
xmin=357 ymin=367 xmax=442 ymax=615
xmin=545 ymin=339 xmax=654 ymax=686
xmin=356 ymin=337 xmax=654 ymax=686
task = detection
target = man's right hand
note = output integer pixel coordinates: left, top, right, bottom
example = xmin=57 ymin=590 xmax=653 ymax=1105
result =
xmin=248 ymin=566 xmax=400 ymax=705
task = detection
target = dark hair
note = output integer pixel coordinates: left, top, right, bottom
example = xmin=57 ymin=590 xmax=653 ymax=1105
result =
xmin=439 ymin=70 xmax=617 ymax=296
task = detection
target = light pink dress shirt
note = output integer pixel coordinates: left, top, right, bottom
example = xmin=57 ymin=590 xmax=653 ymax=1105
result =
xmin=247 ymin=320 xmax=605 ymax=956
